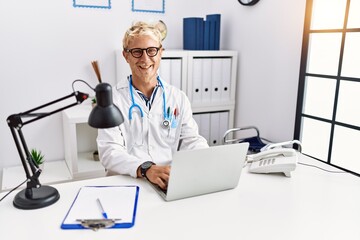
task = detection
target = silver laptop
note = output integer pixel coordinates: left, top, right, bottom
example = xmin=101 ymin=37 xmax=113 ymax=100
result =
xmin=149 ymin=142 xmax=249 ymax=201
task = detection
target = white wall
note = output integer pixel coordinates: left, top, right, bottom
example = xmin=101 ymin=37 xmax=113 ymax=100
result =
xmin=0 ymin=0 xmax=306 ymax=171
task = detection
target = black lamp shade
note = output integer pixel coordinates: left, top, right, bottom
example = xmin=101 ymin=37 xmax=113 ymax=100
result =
xmin=88 ymin=83 xmax=124 ymax=128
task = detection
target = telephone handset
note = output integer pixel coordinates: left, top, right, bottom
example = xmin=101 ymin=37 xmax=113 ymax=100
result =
xmin=247 ymin=148 xmax=298 ymax=177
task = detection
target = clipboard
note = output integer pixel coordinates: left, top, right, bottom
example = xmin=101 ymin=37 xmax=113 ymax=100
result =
xmin=61 ymin=185 xmax=139 ymax=230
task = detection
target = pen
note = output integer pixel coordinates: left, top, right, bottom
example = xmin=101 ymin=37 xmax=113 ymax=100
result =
xmin=96 ymin=198 xmax=108 ymax=219
xmin=167 ymin=106 xmax=171 ymax=119
xmin=173 ymin=108 xmax=177 ymax=119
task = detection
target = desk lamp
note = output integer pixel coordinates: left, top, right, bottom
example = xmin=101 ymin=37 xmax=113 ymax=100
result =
xmin=6 ymin=80 xmax=124 ymax=209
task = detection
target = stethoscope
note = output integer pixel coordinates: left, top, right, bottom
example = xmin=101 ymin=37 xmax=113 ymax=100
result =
xmin=128 ymin=75 xmax=171 ymax=129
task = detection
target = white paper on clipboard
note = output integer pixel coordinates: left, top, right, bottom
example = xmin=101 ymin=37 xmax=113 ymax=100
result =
xmin=61 ymin=185 xmax=139 ymax=229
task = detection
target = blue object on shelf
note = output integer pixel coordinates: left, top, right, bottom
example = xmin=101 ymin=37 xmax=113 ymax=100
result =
xmin=183 ymin=17 xmax=204 ymax=50
xmin=205 ymin=14 xmax=221 ymax=50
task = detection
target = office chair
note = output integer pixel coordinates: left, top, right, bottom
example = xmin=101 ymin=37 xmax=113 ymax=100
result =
xmin=222 ymin=126 xmax=271 ymax=153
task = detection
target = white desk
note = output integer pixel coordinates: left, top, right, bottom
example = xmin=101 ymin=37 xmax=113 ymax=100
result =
xmin=1 ymin=155 xmax=360 ymax=240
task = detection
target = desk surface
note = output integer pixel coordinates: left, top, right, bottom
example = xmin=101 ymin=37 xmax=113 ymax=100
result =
xmin=1 ymin=155 xmax=360 ymax=240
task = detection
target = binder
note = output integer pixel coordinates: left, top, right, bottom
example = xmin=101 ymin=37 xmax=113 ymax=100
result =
xmin=184 ymin=17 xmax=203 ymax=50
xmin=221 ymin=58 xmax=232 ymax=102
xmin=171 ymin=59 xmax=182 ymax=90
xmin=219 ymin=111 xmax=229 ymax=144
xmin=192 ymin=113 xmax=201 ymax=130
xmin=210 ymin=112 xmax=221 ymax=146
xmin=196 ymin=19 xmax=204 ymax=50
xmin=201 ymin=58 xmax=212 ymax=102
xmin=204 ymin=20 xmax=211 ymax=50
xmin=206 ymin=14 xmax=221 ymax=50
xmin=211 ymin=58 xmax=222 ymax=102
xmin=192 ymin=58 xmax=203 ymax=103
xmin=199 ymin=113 xmax=211 ymax=144
xmin=61 ymin=185 xmax=139 ymax=230
xmin=159 ymin=59 xmax=171 ymax=84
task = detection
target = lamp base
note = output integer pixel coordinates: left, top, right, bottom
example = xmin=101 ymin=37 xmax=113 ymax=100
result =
xmin=13 ymin=185 xmax=60 ymax=209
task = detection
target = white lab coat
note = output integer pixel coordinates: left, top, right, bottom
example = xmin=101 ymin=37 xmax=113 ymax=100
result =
xmin=97 ymin=77 xmax=209 ymax=178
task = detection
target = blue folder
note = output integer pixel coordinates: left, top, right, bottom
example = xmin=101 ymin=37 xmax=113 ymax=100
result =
xmin=184 ymin=17 xmax=204 ymax=50
xmin=206 ymin=14 xmax=221 ymax=50
xmin=204 ymin=20 xmax=211 ymax=50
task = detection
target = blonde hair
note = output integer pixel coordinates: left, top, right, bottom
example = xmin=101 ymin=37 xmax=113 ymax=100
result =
xmin=123 ymin=21 xmax=164 ymax=49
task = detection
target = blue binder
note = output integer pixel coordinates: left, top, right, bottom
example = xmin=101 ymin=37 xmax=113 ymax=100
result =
xmin=206 ymin=14 xmax=221 ymax=50
xmin=183 ymin=17 xmax=204 ymax=50
xmin=204 ymin=20 xmax=211 ymax=50
xmin=196 ymin=19 xmax=204 ymax=50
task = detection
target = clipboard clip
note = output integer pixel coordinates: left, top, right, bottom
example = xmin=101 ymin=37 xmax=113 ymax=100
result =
xmin=76 ymin=218 xmax=121 ymax=231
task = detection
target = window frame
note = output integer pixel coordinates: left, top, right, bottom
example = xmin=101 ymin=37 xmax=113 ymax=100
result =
xmin=294 ymin=0 xmax=360 ymax=176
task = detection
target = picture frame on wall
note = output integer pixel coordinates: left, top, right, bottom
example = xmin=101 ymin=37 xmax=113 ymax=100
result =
xmin=73 ymin=0 xmax=111 ymax=9
xmin=132 ymin=0 xmax=165 ymax=13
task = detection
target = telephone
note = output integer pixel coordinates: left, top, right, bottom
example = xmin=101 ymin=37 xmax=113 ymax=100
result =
xmin=246 ymin=145 xmax=300 ymax=177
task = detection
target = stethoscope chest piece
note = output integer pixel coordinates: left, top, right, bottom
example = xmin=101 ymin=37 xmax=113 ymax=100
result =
xmin=162 ymin=119 xmax=170 ymax=129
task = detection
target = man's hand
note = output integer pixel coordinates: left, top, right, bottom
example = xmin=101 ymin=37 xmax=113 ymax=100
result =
xmin=145 ymin=165 xmax=171 ymax=190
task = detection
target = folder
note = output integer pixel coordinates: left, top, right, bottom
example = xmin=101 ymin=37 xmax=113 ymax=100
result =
xmin=204 ymin=20 xmax=211 ymax=50
xmin=192 ymin=113 xmax=201 ymax=131
xmin=201 ymin=58 xmax=212 ymax=102
xmin=199 ymin=113 xmax=211 ymax=144
xmin=210 ymin=112 xmax=221 ymax=146
xmin=211 ymin=58 xmax=222 ymax=102
xmin=171 ymin=59 xmax=182 ymax=90
xmin=196 ymin=18 xmax=204 ymax=50
xmin=159 ymin=58 xmax=171 ymax=84
xmin=219 ymin=111 xmax=229 ymax=144
xmin=221 ymin=58 xmax=232 ymax=102
xmin=191 ymin=58 xmax=203 ymax=103
xmin=206 ymin=14 xmax=221 ymax=50
xmin=184 ymin=17 xmax=204 ymax=50
xmin=61 ymin=185 xmax=139 ymax=230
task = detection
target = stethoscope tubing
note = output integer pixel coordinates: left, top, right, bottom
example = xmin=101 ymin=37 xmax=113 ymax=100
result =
xmin=128 ymin=75 xmax=168 ymax=123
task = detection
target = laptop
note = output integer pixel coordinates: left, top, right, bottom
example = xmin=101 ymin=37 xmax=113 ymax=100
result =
xmin=149 ymin=142 xmax=249 ymax=201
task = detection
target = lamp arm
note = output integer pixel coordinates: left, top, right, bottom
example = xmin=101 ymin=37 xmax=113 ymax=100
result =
xmin=6 ymin=91 xmax=89 ymax=195
xmin=12 ymin=91 xmax=89 ymax=127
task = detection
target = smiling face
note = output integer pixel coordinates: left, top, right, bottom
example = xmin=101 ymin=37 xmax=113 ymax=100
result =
xmin=123 ymin=35 xmax=163 ymax=90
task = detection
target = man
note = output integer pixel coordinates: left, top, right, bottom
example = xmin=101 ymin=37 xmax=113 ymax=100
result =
xmin=97 ymin=21 xmax=208 ymax=190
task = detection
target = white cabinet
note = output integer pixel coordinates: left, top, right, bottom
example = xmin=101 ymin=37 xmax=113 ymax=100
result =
xmin=62 ymin=105 xmax=106 ymax=180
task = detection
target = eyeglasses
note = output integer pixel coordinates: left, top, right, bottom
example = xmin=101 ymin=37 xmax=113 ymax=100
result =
xmin=124 ymin=46 xmax=162 ymax=58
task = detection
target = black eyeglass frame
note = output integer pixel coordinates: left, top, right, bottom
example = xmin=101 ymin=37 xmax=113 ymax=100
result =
xmin=124 ymin=46 xmax=162 ymax=58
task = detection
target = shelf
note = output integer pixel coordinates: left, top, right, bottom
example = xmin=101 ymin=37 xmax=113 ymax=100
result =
xmin=1 ymin=160 xmax=72 ymax=192
xmin=72 ymin=151 xmax=106 ymax=179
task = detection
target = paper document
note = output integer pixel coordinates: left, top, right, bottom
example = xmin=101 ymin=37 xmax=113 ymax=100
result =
xmin=61 ymin=185 xmax=139 ymax=229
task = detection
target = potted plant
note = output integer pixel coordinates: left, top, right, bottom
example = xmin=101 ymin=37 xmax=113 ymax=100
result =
xmin=30 ymin=148 xmax=45 ymax=170
xmin=91 ymin=97 xmax=97 ymax=108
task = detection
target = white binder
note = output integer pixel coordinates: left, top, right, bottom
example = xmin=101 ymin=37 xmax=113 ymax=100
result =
xmin=221 ymin=58 xmax=232 ymax=102
xmin=211 ymin=58 xmax=222 ymax=102
xmin=199 ymin=113 xmax=211 ymax=144
xmin=171 ymin=59 xmax=182 ymax=90
xmin=192 ymin=58 xmax=203 ymax=103
xmin=159 ymin=59 xmax=171 ymax=84
xmin=210 ymin=112 xmax=221 ymax=146
xmin=219 ymin=111 xmax=229 ymax=144
xmin=201 ymin=58 xmax=212 ymax=102
xmin=192 ymin=114 xmax=201 ymax=132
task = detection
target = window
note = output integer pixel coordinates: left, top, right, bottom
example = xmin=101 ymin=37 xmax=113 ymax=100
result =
xmin=295 ymin=0 xmax=360 ymax=176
